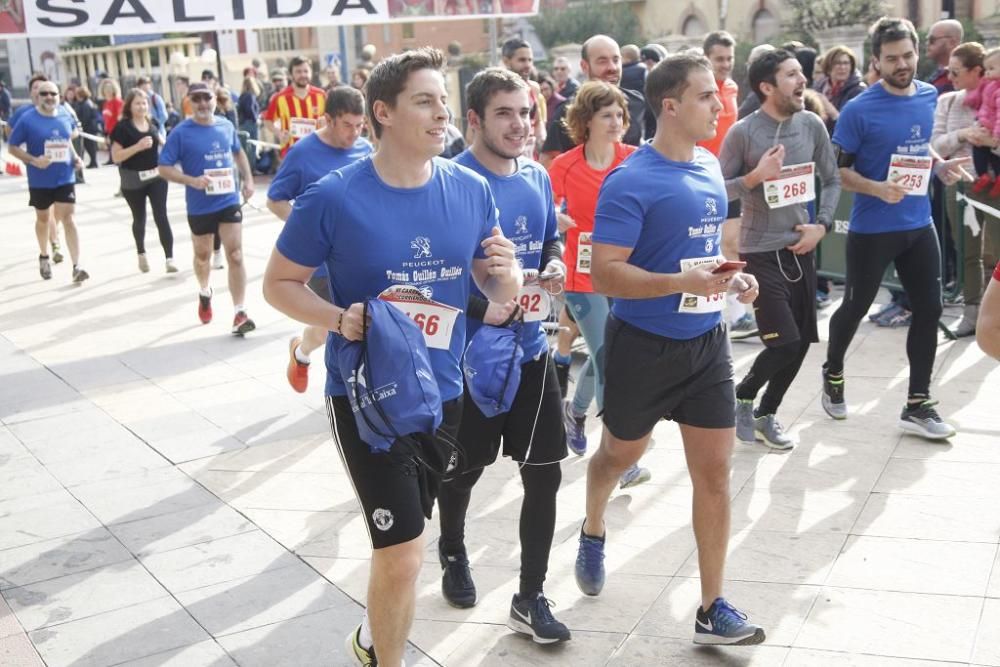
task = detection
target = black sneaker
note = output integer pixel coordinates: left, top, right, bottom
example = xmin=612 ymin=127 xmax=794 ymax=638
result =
xmin=438 ymin=539 xmax=477 ymax=608
xmin=507 ymin=593 xmax=571 ymax=644
xmin=821 ymin=365 xmax=847 ymax=420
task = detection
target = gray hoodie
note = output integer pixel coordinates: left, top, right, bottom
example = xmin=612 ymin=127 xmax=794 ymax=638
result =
xmin=720 ymin=109 xmax=840 ymax=253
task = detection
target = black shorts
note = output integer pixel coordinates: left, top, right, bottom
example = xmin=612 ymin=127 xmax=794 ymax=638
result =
xmin=454 ymin=353 xmax=566 ymax=472
xmin=602 ymin=317 xmax=735 ymax=439
xmin=326 ymin=395 xmax=462 ymax=550
xmin=307 ymin=274 xmax=332 ymax=304
xmin=187 ymin=204 xmax=242 ymax=236
xmin=727 ymin=198 xmax=742 ymax=219
xmin=742 ymin=249 xmax=819 ymax=348
xmin=28 ymin=183 xmax=75 ymax=210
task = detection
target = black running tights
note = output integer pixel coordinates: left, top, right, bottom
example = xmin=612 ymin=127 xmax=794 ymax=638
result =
xmin=826 ymin=226 xmax=943 ymax=397
xmin=736 ymin=339 xmax=811 ymax=416
xmin=438 ymin=462 xmax=561 ymax=597
xmin=122 ymin=178 xmax=173 ymax=258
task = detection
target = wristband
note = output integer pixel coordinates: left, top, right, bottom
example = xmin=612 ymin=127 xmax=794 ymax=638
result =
xmin=335 ymin=310 xmax=344 ymax=335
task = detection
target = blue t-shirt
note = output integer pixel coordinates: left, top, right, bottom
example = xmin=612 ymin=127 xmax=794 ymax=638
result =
xmin=276 ymin=156 xmax=497 ymax=400
xmin=593 ymin=143 xmax=727 ymax=340
xmin=453 ymin=150 xmax=559 ymax=362
xmin=158 ymin=117 xmax=242 ymax=215
xmin=832 ymin=80 xmax=937 ymax=234
xmin=9 ymin=107 xmax=76 ymax=189
xmin=267 ymin=133 xmax=372 ymax=279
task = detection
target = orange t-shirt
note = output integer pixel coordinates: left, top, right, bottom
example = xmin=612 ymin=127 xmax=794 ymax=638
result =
xmin=263 ymin=85 xmax=326 ymax=155
xmin=697 ymin=78 xmax=738 ymax=157
xmin=547 ymin=142 xmax=637 ymax=293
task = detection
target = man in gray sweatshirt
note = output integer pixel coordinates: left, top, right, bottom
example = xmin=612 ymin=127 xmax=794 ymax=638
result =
xmin=720 ymin=48 xmax=841 ymax=449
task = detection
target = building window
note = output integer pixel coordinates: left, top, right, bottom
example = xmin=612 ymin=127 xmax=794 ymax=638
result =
xmin=682 ymin=15 xmax=706 ymax=37
xmin=258 ymin=28 xmax=296 ymax=52
xmin=752 ymin=9 xmax=779 ymax=43
xmin=402 ymin=23 xmax=415 ymax=39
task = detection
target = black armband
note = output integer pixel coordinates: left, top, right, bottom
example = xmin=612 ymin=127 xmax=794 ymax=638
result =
xmin=541 ymin=237 xmax=564 ymax=268
xmin=467 ymin=294 xmax=489 ymax=322
xmin=834 ymin=145 xmax=856 ymax=169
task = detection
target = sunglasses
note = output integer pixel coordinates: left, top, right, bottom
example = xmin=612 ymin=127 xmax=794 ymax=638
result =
xmin=38 ymin=91 xmax=58 ymax=97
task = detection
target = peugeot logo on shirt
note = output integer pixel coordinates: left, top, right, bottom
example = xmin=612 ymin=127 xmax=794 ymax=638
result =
xmin=410 ymin=236 xmax=432 ymax=259
xmin=705 ymin=198 xmax=718 ymax=217
xmin=514 ymin=215 xmax=529 ymax=236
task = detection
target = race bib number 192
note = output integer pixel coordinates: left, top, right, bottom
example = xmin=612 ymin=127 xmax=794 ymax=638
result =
xmin=517 ymin=270 xmax=552 ymax=322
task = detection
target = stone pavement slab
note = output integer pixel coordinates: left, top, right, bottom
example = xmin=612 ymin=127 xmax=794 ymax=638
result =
xmin=1 ymin=162 xmax=998 ymax=666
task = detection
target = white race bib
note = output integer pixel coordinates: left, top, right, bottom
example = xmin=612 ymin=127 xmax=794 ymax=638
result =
xmin=43 ymin=140 xmax=70 ymax=163
xmin=677 ymin=256 xmax=726 ymax=314
xmin=138 ymin=167 xmax=159 ymax=181
xmin=576 ymin=232 xmax=593 ymax=275
xmin=289 ymin=117 xmax=317 ymax=139
xmin=379 ymin=285 xmax=461 ymax=350
xmin=889 ymin=154 xmax=932 ymax=196
xmin=764 ymin=162 xmax=815 ymax=209
xmin=517 ymin=270 xmax=552 ymax=322
xmin=204 ymin=167 xmax=236 ymax=195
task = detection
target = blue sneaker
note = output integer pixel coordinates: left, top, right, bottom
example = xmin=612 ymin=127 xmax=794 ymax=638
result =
xmin=693 ymin=597 xmax=765 ymax=646
xmin=618 ymin=463 xmax=651 ymax=489
xmin=563 ymin=400 xmax=587 ymax=456
xmin=574 ymin=524 xmax=605 ymax=596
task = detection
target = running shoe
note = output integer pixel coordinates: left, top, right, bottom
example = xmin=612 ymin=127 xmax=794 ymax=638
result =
xmin=816 ymin=290 xmax=831 ymax=309
xmin=869 ymin=302 xmax=903 ymax=325
xmin=563 ymin=400 xmax=587 ymax=456
xmin=198 ymin=290 xmax=213 ymax=324
xmin=753 ymin=413 xmax=794 ymax=450
xmin=39 ymin=255 xmax=52 ymax=280
xmin=71 ymin=266 xmax=89 ymax=284
xmin=821 ymin=366 xmax=847 ymax=420
xmin=286 ymin=336 xmax=309 ymax=393
xmin=344 ymin=625 xmax=376 ymax=666
xmin=728 ymin=313 xmax=759 ymax=340
xmin=138 ymin=253 xmax=150 ymax=273
xmin=212 ymin=249 xmax=224 ymax=269
xmin=507 ymin=593 xmax=571 ymax=644
xmin=693 ymin=597 xmax=766 ymax=646
xmin=165 ymin=258 xmax=178 ymax=273
xmin=735 ymin=398 xmax=756 ymax=444
xmin=438 ymin=538 xmax=477 ymax=608
xmin=619 ymin=463 xmax=651 ymax=489
xmin=989 ymin=176 xmax=1000 ymax=199
xmin=880 ymin=309 xmax=912 ymax=328
xmin=232 ymin=311 xmax=256 ymax=336
xmin=899 ymin=400 xmax=956 ymax=440
xmin=51 ymin=243 xmax=64 ymax=264
xmin=574 ymin=524 xmax=605 ymax=596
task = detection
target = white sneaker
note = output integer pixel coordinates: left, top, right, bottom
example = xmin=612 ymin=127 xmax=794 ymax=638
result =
xmin=138 ymin=254 xmax=150 ymax=273
xmin=212 ymin=250 xmax=224 ymax=269
xmin=165 ymin=258 xmax=178 ymax=273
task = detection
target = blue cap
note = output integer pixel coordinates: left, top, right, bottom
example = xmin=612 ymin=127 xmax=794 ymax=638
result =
xmin=463 ymin=323 xmax=523 ymax=418
xmin=336 ymin=299 xmax=442 ymax=453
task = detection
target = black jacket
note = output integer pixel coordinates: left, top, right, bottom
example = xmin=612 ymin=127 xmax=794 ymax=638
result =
xmin=620 ymin=62 xmax=646 ymax=94
xmin=72 ymin=99 xmax=100 ymax=134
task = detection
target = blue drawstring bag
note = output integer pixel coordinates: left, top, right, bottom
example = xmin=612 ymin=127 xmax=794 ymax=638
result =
xmin=463 ymin=322 xmax=523 ymax=418
xmin=336 ymin=299 xmax=442 ymax=453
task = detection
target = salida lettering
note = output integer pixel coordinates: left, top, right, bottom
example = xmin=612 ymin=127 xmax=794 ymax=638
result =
xmin=34 ymin=0 xmax=377 ymax=28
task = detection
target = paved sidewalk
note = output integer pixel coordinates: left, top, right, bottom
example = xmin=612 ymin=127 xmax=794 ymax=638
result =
xmin=0 ymin=165 xmax=997 ymax=667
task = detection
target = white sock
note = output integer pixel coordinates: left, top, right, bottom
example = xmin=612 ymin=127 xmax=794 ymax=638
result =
xmin=359 ymin=612 xmax=373 ymax=649
xmin=199 ymin=287 xmax=212 ymax=298
xmin=294 ymin=344 xmax=310 ymax=364
xmin=234 ymin=304 xmax=245 ymax=314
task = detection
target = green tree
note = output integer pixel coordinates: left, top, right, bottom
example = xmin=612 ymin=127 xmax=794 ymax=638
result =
xmin=530 ymin=0 xmax=642 ymax=50
xmin=64 ymin=36 xmax=111 ymax=49
xmin=784 ymin=0 xmax=887 ymax=34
